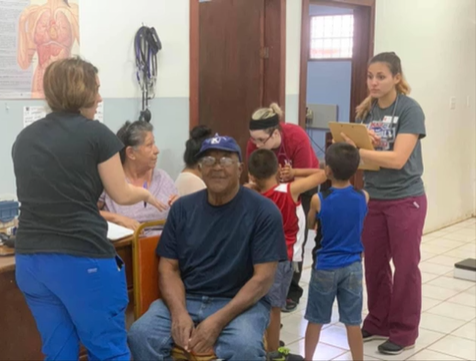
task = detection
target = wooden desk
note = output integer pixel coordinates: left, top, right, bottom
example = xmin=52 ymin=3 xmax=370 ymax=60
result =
xmin=0 ymin=237 xmax=134 ymax=361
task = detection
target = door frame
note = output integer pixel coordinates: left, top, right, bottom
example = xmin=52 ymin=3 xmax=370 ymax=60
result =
xmin=298 ymin=0 xmax=376 ymax=128
xmin=189 ymin=0 xmax=286 ymax=130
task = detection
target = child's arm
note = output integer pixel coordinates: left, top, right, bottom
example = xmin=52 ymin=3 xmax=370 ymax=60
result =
xmin=289 ymin=170 xmax=327 ymax=202
xmin=307 ymin=194 xmax=320 ymax=230
xmin=280 ymin=164 xmax=322 ymax=180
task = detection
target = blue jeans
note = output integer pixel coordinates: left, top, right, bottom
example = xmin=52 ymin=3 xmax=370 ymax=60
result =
xmin=15 ymin=253 xmax=130 ymax=361
xmin=305 ymin=261 xmax=363 ymax=326
xmin=128 ymin=296 xmax=270 ymax=361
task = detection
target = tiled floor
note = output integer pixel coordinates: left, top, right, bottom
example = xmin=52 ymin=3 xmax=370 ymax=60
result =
xmin=281 ymin=218 xmax=476 ymax=361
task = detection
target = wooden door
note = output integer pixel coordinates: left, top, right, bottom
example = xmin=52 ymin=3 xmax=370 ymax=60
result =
xmin=198 ymin=0 xmax=265 ymax=168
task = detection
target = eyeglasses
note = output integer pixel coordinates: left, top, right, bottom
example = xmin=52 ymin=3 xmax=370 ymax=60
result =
xmin=250 ymin=133 xmax=273 ymax=146
xmin=200 ymin=156 xmax=237 ymax=168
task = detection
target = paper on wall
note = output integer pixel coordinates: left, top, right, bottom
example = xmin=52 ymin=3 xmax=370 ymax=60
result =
xmin=23 ymin=105 xmax=46 ymax=128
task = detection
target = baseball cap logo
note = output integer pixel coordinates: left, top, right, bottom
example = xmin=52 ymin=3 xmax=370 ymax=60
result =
xmin=210 ymin=137 xmax=221 ymax=144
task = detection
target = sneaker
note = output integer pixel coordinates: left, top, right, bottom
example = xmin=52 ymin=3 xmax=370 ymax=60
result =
xmin=362 ymin=329 xmax=388 ymax=342
xmin=378 ymin=340 xmax=415 ymax=355
xmin=281 ymin=299 xmax=298 ymax=313
xmin=268 ymin=347 xmax=304 ymax=361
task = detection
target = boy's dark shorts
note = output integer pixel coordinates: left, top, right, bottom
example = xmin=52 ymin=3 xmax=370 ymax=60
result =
xmin=267 ymin=260 xmax=294 ymax=308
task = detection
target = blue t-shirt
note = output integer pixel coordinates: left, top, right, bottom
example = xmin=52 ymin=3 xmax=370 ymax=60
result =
xmin=157 ymin=187 xmax=287 ymax=298
xmin=314 ymin=186 xmax=367 ymax=270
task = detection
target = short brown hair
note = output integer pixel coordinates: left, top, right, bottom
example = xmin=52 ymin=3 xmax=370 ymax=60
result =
xmin=248 ymin=149 xmax=279 ymax=180
xmin=43 ymin=57 xmax=98 ymax=112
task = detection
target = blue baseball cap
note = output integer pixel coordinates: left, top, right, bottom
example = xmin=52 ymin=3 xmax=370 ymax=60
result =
xmin=196 ymin=134 xmax=242 ymax=161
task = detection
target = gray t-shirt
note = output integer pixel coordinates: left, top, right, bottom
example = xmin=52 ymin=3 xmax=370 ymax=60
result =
xmin=359 ymin=95 xmax=426 ymax=200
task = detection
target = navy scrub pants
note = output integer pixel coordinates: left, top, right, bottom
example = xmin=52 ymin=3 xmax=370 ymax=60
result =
xmin=15 ymin=253 xmax=130 ymax=361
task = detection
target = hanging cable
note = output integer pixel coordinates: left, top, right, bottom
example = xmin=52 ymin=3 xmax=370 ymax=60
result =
xmin=134 ymin=25 xmax=161 ymax=123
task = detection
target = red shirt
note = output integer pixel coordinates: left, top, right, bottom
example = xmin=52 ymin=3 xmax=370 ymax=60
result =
xmin=246 ymin=123 xmax=319 ymax=169
xmin=262 ymin=183 xmax=306 ymax=262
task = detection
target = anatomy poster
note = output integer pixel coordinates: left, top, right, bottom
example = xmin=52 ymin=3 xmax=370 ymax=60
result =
xmin=0 ymin=0 xmax=80 ymax=99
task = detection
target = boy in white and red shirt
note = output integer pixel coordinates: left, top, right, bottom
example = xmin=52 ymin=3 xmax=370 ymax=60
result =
xmin=247 ymin=149 xmax=326 ymax=361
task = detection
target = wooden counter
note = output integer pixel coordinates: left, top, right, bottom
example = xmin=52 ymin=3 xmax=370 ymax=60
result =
xmin=0 ymin=237 xmax=134 ymax=361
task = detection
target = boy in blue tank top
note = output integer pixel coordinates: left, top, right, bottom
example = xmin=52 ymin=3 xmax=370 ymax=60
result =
xmin=303 ymin=143 xmax=369 ymax=361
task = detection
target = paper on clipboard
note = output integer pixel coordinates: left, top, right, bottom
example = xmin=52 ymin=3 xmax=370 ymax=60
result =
xmin=328 ymin=122 xmax=380 ymax=171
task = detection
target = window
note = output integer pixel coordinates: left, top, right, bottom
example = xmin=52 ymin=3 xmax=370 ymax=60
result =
xmin=310 ymin=14 xmax=354 ymax=60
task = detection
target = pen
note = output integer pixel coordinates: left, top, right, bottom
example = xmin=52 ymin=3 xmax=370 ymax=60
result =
xmin=143 ymin=181 xmax=147 ymax=208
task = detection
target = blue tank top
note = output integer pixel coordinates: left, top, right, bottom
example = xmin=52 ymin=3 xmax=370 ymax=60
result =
xmin=314 ymin=186 xmax=367 ymax=270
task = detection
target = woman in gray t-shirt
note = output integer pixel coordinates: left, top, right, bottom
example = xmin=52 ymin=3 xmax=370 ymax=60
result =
xmin=342 ymin=52 xmax=427 ymax=355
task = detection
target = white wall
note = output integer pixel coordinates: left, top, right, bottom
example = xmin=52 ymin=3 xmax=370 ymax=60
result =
xmin=285 ymin=0 xmax=302 ymax=124
xmin=79 ymin=0 xmax=189 ymax=99
xmin=375 ymin=0 xmax=476 ymax=232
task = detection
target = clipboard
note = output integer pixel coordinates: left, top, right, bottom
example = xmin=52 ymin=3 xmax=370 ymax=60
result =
xmin=328 ymin=122 xmax=380 ymax=171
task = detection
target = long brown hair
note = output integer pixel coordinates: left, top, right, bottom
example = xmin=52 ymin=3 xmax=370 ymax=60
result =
xmin=356 ymin=52 xmax=411 ymax=120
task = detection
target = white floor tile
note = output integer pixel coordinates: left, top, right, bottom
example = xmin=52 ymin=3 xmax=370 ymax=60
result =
xmin=464 ymin=286 xmax=476 ymax=296
xmin=426 ymin=230 xmax=450 ymax=238
xmin=429 ymin=335 xmax=476 ymax=360
xmin=447 ymin=291 xmax=476 ymax=308
xmin=287 ymin=339 xmax=346 ymax=361
xmin=446 ymin=248 xmax=476 ymax=259
xmin=427 ymin=276 xmax=476 ymax=293
xmin=319 ymin=325 xmax=350 ymax=350
xmin=419 ymin=262 xmax=454 ymax=276
xmin=421 ymin=234 xmax=437 ymax=244
xmin=426 ymin=238 xmax=466 ymax=249
xmin=425 ymin=255 xmax=464 ymax=268
xmin=421 ymin=272 xmax=440 ymax=284
xmin=280 ymin=330 xmax=303 ymax=346
xmin=456 ymin=243 xmax=476 ymax=253
xmin=421 ymin=251 xmax=438 ymax=262
xmin=407 ymin=349 xmax=463 ymax=360
xmin=443 ymin=233 xmax=476 ymax=243
xmin=451 ymin=227 xmax=476 ymax=237
xmin=427 ymin=302 xmax=476 ymax=321
xmin=420 ymin=312 xmax=468 ymax=333
xmin=281 ymin=313 xmax=309 ymax=338
xmin=332 ymin=351 xmax=380 ymax=361
xmin=421 ymin=244 xmax=457 ymax=255
xmin=422 ymin=284 xmax=461 ymax=301
xmin=451 ymin=322 xmax=476 ymax=341
xmin=421 ymin=297 xmax=442 ymax=312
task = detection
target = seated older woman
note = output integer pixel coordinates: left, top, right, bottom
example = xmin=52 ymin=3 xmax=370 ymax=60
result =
xmin=98 ymin=120 xmax=177 ymax=233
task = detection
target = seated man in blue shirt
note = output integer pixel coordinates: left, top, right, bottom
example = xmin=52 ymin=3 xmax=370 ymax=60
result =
xmin=128 ymin=135 xmax=287 ymax=361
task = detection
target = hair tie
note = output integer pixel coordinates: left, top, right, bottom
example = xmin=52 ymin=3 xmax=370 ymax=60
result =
xmin=249 ymin=114 xmax=279 ymax=130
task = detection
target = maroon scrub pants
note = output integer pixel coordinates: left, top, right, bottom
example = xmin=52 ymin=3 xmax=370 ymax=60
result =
xmin=362 ymin=194 xmax=427 ymax=347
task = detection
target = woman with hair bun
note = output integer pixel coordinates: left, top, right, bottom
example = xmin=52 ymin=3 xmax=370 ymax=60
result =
xmin=175 ymin=125 xmax=213 ymax=196
xmin=247 ymin=103 xmax=319 ymax=312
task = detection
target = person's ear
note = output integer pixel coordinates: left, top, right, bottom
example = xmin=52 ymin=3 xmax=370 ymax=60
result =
xmin=125 ymin=146 xmax=135 ymax=160
xmin=238 ymin=162 xmax=244 ymax=178
xmin=394 ymin=73 xmax=402 ymax=86
xmin=325 ymin=165 xmax=332 ymax=178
